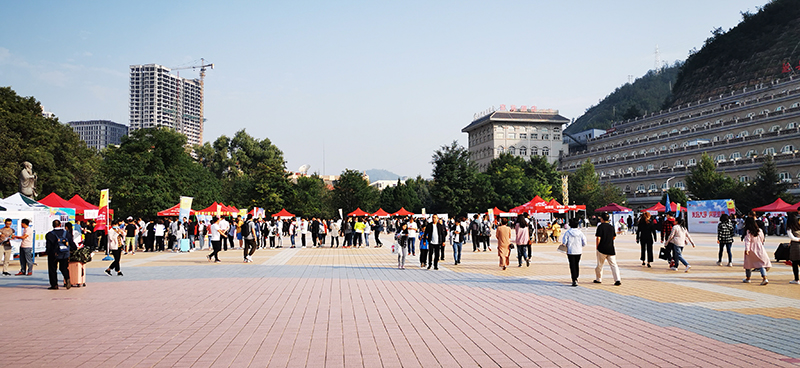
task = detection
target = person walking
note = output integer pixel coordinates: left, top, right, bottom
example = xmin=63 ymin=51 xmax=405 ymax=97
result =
xmin=14 ymin=218 xmax=34 ymax=275
xmin=562 ymin=218 xmax=587 ymax=286
xmin=374 ymin=219 xmax=383 ymax=247
xmin=154 ymin=219 xmax=166 ymax=252
xmin=330 ymin=219 xmax=341 ymax=248
xmin=424 ymin=214 xmax=446 ymax=270
xmin=496 ymin=218 xmax=512 ymax=270
xmin=470 ymin=214 xmax=481 ymax=252
xmin=0 ymin=218 xmax=15 ymax=276
xmin=397 ymin=222 xmax=409 ymax=269
xmin=219 ymin=216 xmax=230 ymax=251
xmin=451 ymin=217 xmax=465 ymax=265
xmin=242 ymin=214 xmax=257 ymax=263
xmin=661 ymin=212 xmax=678 ymax=268
xmin=717 ymin=214 xmax=735 ymax=267
xmin=786 ymin=211 xmax=800 ymax=284
xmin=481 ymin=214 xmax=492 ymax=251
xmin=207 ymin=217 xmax=223 ymax=263
xmin=514 ymin=214 xmax=530 ymax=267
xmin=594 ymin=213 xmax=621 ymax=285
xmin=124 ymin=217 xmax=137 ymax=255
xmin=45 ymin=220 xmax=72 ymax=289
xmin=104 ymin=220 xmax=124 ymax=276
xmin=636 ymin=212 xmax=657 ymax=268
xmin=742 ymin=217 xmax=771 ymax=285
xmin=665 ymin=218 xmax=695 ymax=272
xmin=406 ymin=217 xmax=417 ymax=256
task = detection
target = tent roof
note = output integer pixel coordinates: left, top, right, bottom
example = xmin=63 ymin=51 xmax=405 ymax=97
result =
xmin=3 ymin=193 xmax=48 ymax=208
xmin=68 ymin=195 xmax=98 ymax=211
xmin=272 ymin=208 xmax=295 ymax=217
xmin=753 ymin=198 xmax=794 ymax=212
xmin=157 ymin=203 xmax=194 ymax=217
xmin=196 ymin=202 xmax=237 ymax=216
xmin=642 ymin=202 xmax=687 ymax=213
xmin=372 ymin=208 xmax=390 ymax=217
xmin=509 ymin=195 xmax=549 ymax=213
xmin=38 ymin=193 xmax=76 ymax=209
xmin=348 ymin=208 xmax=370 ymax=217
xmin=595 ymin=203 xmax=632 ymax=212
xmin=392 ymin=207 xmax=414 ymax=216
xmin=778 ymin=201 xmax=800 ymax=212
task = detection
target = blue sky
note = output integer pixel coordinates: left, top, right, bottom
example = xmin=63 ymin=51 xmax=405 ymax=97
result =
xmin=1 ymin=0 xmax=764 ymax=178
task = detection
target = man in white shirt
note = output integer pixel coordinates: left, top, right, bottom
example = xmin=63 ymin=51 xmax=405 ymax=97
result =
xmin=407 ymin=218 xmax=418 ymax=256
xmin=219 ymin=217 xmax=230 ymax=251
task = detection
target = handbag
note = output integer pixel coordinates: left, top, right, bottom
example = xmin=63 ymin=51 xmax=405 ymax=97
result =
xmin=658 ymin=246 xmax=669 ymax=260
xmin=509 ymin=243 xmax=514 ymax=250
xmin=557 ymin=244 xmax=567 ymax=253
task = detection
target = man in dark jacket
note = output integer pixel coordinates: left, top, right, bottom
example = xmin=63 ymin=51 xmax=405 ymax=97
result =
xmin=45 ymin=220 xmax=73 ymax=290
xmin=424 ymin=214 xmax=447 ymax=270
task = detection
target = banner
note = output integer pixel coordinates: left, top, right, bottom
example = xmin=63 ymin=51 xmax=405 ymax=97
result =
xmin=97 ymin=189 xmax=109 ymax=232
xmin=179 ymin=196 xmax=193 ymax=222
xmin=688 ymin=199 xmax=735 ymax=233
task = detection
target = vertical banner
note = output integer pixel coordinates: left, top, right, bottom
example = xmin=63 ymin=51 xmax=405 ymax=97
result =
xmin=338 ymin=208 xmax=343 ymax=220
xmin=687 ymin=199 xmax=735 ymax=233
xmin=179 ymin=196 xmax=193 ymax=221
xmin=488 ymin=208 xmax=495 ymax=223
xmin=98 ymin=189 xmax=109 ymax=233
xmin=238 ymin=209 xmax=247 ymax=218
xmin=215 ymin=203 xmax=222 ymax=218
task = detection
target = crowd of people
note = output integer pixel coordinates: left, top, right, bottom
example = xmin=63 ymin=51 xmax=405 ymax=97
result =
xmin=2 ymin=204 xmax=799 ymax=289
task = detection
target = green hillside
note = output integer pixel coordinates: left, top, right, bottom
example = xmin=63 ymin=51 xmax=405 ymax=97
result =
xmin=565 ymin=65 xmax=679 ymax=134
xmin=667 ymin=0 xmax=800 ymax=106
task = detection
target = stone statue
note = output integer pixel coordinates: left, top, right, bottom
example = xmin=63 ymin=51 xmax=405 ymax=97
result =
xmin=19 ymin=161 xmax=37 ymax=198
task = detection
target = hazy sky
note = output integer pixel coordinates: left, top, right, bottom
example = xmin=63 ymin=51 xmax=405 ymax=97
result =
xmin=1 ymin=0 xmax=765 ymax=178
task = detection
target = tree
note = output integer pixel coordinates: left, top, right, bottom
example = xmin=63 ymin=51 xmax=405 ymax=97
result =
xmin=659 ymin=188 xmax=689 ymax=208
xmin=379 ymin=179 xmax=421 ymax=213
xmin=740 ymin=155 xmax=794 ymax=211
xmin=290 ymin=174 xmax=333 ymax=218
xmin=430 ymin=141 xmax=483 ymax=216
xmin=485 ymin=153 xmax=551 ymax=210
xmin=685 ymin=153 xmax=741 ymax=199
xmin=0 ymin=87 xmax=99 ymax=200
xmin=194 ymin=129 xmax=291 ymax=212
xmin=567 ymin=160 xmax=625 ymax=214
xmin=332 ymin=169 xmax=378 ymax=216
xmin=100 ymin=128 xmax=221 ymax=218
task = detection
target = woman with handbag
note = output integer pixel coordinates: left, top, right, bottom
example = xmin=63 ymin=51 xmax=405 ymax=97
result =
xmin=742 ymin=216 xmax=771 ymax=285
xmin=787 ymin=211 xmax=800 ymax=284
xmin=104 ymin=220 xmax=125 ymax=276
xmin=561 ymin=218 xmax=586 ymax=286
xmin=636 ymin=213 xmax=657 ymax=268
xmin=665 ymin=218 xmax=695 ymax=272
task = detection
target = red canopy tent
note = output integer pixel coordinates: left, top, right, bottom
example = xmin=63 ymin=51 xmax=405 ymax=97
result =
xmin=595 ymin=203 xmax=632 ymax=212
xmin=392 ymin=207 xmax=414 ymax=216
xmin=509 ymin=195 xmax=548 ymax=213
xmin=157 ymin=203 xmax=195 ymax=217
xmin=272 ymin=208 xmax=295 ymax=218
xmin=196 ymin=202 xmax=237 ymax=216
xmin=752 ymin=198 xmax=794 ymax=212
xmin=642 ymin=202 xmax=687 ymax=213
xmin=68 ymin=195 xmax=98 ymax=211
xmin=544 ymin=199 xmax=564 ymax=213
xmin=372 ymin=208 xmax=391 ymax=217
xmin=38 ymin=192 xmax=76 ymax=209
xmin=777 ymin=201 xmax=800 ymax=212
xmin=348 ymin=208 xmax=370 ymax=217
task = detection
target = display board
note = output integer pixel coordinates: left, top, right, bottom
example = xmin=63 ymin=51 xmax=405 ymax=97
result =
xmin=687 ymin=199 xmax=735 ymax=233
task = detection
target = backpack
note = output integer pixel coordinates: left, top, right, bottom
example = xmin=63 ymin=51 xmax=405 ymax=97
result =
xmin=480 ymin=221 xmax=491 ymax=236
xmin=54 ymin=230 xmax=71 ymax=260
xmin=241 ymin=220 xmax=251 ymax=237
xmin=470 ymin=220 xmax=479 ymax=233
xmin=69 ymin=246 xmax=93 ymax=263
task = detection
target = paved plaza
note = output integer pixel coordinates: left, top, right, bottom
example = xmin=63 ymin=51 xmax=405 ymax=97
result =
xmin=1 ymin=229 xmax=799 ymax=367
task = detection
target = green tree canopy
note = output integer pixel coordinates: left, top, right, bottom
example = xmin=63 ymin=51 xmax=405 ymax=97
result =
xmin=685 ymin=153 xmax=741 ymax=200
xmin=332 ymin=169 xmax=378 ymax=216
xmin=290 ymin=174 xmax=333 ymax=218
xmin=485 ymin=153 xmax=552 ymax=210
xmin=0 ymin=87 xmax=99 ymax=200
xmin=100 ymin=128 xmax=221 ymax=218
xmin=430 ymin=141 xmax=483 ymax=216
xmin=739 ymin=155 xmax=794 ymax=211
xmin=567 ymin=160 xmax=625 ymax=214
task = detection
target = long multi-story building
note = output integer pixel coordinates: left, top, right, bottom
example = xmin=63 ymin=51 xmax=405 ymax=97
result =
xmin=129 ymin=64 xmax=204 ymax=146
xmin=462 ymin=107 xmax=569 ymax=172
xmin=68 ymin=120 xmax=128 ymax=150
xmin=559 ymin=75 xmax=800 ymax=208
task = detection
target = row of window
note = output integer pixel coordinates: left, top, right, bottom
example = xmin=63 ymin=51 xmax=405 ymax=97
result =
xmin=496 ymin=146 xmax=550 ymax=156
xmin=621 ymin=182 xmax=686 ymax=193
xmin=496 ymin=132 xmax=560 ymax=140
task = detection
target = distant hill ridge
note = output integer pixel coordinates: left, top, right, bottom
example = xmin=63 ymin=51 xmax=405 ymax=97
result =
xmin=365 ymin=169 xmax=401 ymax=182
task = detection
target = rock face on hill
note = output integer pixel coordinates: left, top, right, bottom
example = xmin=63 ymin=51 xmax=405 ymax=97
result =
xmin=666 ymin=0 xmax=800 ymax=107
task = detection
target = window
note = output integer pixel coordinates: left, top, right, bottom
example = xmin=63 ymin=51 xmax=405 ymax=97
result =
xmin=776 ymin=106 xmax=784 ymax=112
xmin=738 ymin=130 xmax=748 ymax=138
xmin=670 ymin=143 xmax=679 ymax=149
xmin=724 ymin=133 xmax=734 ymax=140
xmin=753 ymin=128 xmax=764 ymax=135
xmin=509 ymin=133 xmax=516 ymax=139
xmin=519 ymin=146 xmax=527 ymax=156
xmin=613 ymin=154 xmax=620 ymax=159
xmin=637 ymin=184 xmax=646 ymax=192
xmin=660 ymin=146 xmax=667 ymax=151
xmin=764 ymin=147 xmax=775 ymax=155
xmin=631 ymin=151 xmax=637 ymax=157
xmin=661 ymin=182 xmax=668 ymax=189
xmin=739 ymin=176 xmax=749 ymax=183
xmin=497 ymin=146 xmax=504 ymax=154
xmin=624 ymin=185 xmax=631 ymax=192
xmin=746 ymin=149 xmax=757 ymax=158
xmin=531 ymin=147 xmax=538 ymax=156
xmin=622 ymin=153 xmax=628 ymax=158
xmin=729 ymin=152 xmax=741 ymax=160
xmin=649 ymin=183 xmax=657 ymax=191
xmin=715 ymin=154 xmax=726 ymax=162
xmin=781 ymin=145 xmax=794 ymax=153
xmin=606 ymin=156 xmax=612 ymax=161
xmin=769 ymin=125 xmax=781 ymax=132
xmin=746 ymin=112 xmax=755 ymax=118
xmin=542 ymin=134 xmax=549 ymax=140
xmin=508 ymin=146 xmax=515 ymax=155
xmin=627 ymin=167 xmax=633 ymax=173
xmin=648 ymin=148 xmax=656 ymax=153
xmin=542 ymin=148 xmax=550 ymax=156
xmin=636 ymin=166 xmax=644 ymax=172
xmin=779 ymin=172 xmax=792 ymax=183
xmin=553 ymin=127 xmax=560 ymax=132
xmin=681 ymin=127 xmax=689 ymax=132
xmin=639 ymin=149 xmax=646 ymax=155
xmin=687 ymin=158 xmax=697 ymax=166
xmin=646 ymin=164 xmax=655 ymax=171
xmin=496 ymin=132 xmax=505 ymax=139
xmin=713 ymin=136 xmax=720 ymax=142
xmin=674 ymin=181 xmax=686 ymax=189
xmin=787 ymin=122 xmax=797 ymax=129
xmin=530 ymin=133 xmax=538 ymax=139
xmin=607 ymin=170 xmax=615 ymax=176
xmin=519 ymin=133 xmax=527 ymax=139
xmin=675 ymin=159 xmax=684 ymax=167
xmin=554 ymin=134 xmax=560 ymax=140
xmin=541 ymin=128 xmax=549 ymax=132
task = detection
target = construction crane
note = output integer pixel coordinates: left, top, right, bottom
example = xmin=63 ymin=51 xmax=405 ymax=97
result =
xmin=171 ymin=58 xmax=214 ymax=143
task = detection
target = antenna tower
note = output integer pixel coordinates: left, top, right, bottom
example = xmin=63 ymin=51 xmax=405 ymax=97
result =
xmin=654 ymin=45 xmax=662 ymax=74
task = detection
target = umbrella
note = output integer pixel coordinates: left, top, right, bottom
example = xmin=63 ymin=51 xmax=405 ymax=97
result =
xmin=595 ymin=203 xmax=632 ymax=212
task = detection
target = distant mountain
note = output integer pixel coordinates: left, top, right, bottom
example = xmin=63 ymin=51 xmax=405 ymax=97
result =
xmin=365 ymin=169 xmax=401 ymax=182
xmin=565 ymin=65 xmax=680 ymax=134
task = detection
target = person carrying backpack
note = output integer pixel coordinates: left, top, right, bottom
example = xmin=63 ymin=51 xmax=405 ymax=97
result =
xmin=45 ymin=220 xmax=74 ymax=290
xmin=470 ymin=214 xmax=480 ymax=252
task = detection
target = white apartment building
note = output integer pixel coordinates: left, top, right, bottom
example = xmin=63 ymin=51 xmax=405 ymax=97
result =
xmin=462 ymin=107 xmax=569 ymax=172
xmin=129 ymin=64 xmax=204 ymax=146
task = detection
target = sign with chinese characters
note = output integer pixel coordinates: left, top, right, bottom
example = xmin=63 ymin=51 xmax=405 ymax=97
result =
xmin=687 ymin=199 xmax=735 ymax=233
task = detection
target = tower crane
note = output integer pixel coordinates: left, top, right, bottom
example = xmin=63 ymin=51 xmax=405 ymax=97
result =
xmin=170 ymin=58 xmax=214 ymax=143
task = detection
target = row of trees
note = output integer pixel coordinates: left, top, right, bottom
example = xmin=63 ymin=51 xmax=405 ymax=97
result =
xmin=1 ymin=87 xmax=793 ymax=219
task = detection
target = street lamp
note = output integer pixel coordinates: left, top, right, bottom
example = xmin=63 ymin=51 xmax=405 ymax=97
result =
xmin=664 ymin=176 xmax=676 ymax=191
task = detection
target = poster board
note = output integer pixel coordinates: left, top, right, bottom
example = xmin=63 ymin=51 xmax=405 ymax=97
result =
xmin=688 ymin=199 xmax=735 ymax=233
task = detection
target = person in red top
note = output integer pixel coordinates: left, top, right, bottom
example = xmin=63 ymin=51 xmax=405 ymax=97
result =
xmin=661 ymin=212 xmax=678 ymax=268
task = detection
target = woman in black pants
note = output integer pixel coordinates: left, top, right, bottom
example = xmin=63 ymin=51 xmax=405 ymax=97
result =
xmin=636 ymin=212 xmax=657 ymax=268
xmin=207 ymin=217 xmax=223 ymax=263
xmin=105 ymin=220 xmax=125 ymax=276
